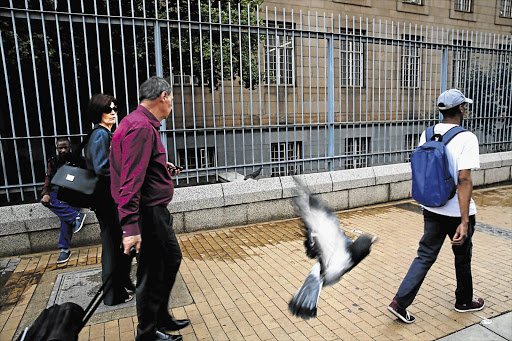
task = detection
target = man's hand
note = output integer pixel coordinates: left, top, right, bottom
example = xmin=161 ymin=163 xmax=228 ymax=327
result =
xmin=451 ymin=222 xmax=468 ymax=246
xmin=41 ymin=194 xmax=51 ymax=207
xmin=166 ymin=162 xmax=181 ymax=176
xmin=123 ymin=234 xmax=141 ymax=255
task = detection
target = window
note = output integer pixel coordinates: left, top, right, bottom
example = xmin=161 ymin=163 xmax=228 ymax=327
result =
xmin=403 ymin=0 xmax=422 ymax=4
xmin=454 ymin=0 xmax=471 ymax=12
xmin=271 ymin=142 xmax=302 ymax=176
xmin=452 ymin=40 xmax=471 ymax=90
xmin=265 ymin=22 xmax=294 ymax=85
xmin=501 ymin=0 xmax=512 ymax=17
xmin=345 ymin=137 xmax=371 ymax=169
xmin=401 ymin=35 xmax=422 ymax=88
xmin=177 ymin=147 xmax=215 ymax=169
xmin=172 ymin=75 xmax=198 ymax=86
xmin=405 ymin=133 xmax=419 ymax=162
xmin=340 ymin=34 xmax=364 ymax=86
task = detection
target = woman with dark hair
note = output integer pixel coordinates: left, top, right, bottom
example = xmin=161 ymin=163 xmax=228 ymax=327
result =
xmin=85 ymin=93 xmax=134 ymax=306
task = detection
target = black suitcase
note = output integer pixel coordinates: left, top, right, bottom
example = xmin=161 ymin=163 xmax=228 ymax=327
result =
xmin=17 ymin=264 xmax=120 ymax=341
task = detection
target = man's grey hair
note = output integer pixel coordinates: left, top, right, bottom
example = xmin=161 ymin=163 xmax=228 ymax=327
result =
xmin=139 ymin=76 xmax=172 ymax=101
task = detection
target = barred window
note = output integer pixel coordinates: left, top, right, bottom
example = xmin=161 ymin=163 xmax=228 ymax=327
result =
xmin=177 ymin=147 xmax=216 ymax=169
xmin=452 ymin=40 xmax=471 ymax=90
xmin=501 ymin=0 xmax=512 ymax=17
xmin=401 ymin=35 xmax=422 ymax=88
xmin=172 ymin=75 xmax=198 ymax=86
xmin=271 ymin=142 xmax=302 ymax=177
xmin=345 ymin=137 xmax=371 ymax=169
xmin=403 ymin=0 xmax=422 ymax=4
xmin=454 ymin=0 xmax=471 ymax=12
xmin=264 ymin=22 xmax=294 ymax=85
xmin=340 ymin=38 xmax=364 ymax=86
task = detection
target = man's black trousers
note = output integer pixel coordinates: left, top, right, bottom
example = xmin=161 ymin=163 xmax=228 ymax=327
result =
xmin=136 ymin=204 xmax=182 ymax=341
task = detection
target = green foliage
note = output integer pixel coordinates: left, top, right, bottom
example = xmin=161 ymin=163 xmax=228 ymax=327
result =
xmin=165 ymin=0 xmax=265 ymax=90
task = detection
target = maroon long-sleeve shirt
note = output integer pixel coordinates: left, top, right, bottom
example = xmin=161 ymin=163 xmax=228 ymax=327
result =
xmin=110 ymin=105 xmax=174 ymax=237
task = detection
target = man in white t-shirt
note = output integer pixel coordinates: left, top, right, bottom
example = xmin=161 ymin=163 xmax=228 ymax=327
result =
xmin=387 ymin=89 xmax=485 ymax=324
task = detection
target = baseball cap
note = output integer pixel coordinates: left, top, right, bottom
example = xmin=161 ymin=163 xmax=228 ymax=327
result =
xmin=437 ymin=89 xmax=473 ymax=110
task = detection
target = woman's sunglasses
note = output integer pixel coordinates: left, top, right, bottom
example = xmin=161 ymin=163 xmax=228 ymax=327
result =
xmin=104 ymin=105 xmax=119 ymax=114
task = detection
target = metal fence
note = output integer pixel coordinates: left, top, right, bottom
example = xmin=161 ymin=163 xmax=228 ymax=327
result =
xmin=0 ymin=0 xmax=511 ymax=204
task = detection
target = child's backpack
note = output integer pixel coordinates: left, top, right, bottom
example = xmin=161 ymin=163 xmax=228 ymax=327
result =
xmin=411 ymin=125 xmax=466 ymax=207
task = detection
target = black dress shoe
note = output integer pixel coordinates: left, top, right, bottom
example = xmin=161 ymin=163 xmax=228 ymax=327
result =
xmin=155 ymin=330 xmax=182 ymax=340
xmin=159 ymin=318 xmax=190 ymax=331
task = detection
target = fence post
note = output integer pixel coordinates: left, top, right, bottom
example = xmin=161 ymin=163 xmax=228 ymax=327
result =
xmin=328 ymin=36 xmax=334 ymax=171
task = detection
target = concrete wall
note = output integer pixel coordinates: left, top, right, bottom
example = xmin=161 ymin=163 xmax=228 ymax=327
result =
xmin=1 ymin=151 xmax=510 ymax=258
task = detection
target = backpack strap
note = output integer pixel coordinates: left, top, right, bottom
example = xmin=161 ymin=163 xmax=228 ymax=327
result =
xmin=441 ymin=126 xmax=466 ymax=145
xmin=425 ymin=126 xmax=435 ymax=141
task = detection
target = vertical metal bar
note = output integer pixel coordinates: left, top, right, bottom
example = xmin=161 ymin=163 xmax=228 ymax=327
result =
xmin=228 ymin=5 xmax=236 ymax=176
xmin=283 ymin=9 xmax=289 ymax=175
xmin=300 ymin=10 xmax=305 ymax=172
xmin=239 ymin=3 xmax=246 ymax=175
xmin=315 ymin=12 xmax=320 ymax=171
xmin=256 ymin=8 xmax=263 ymax=176
xmin=208 ymin=1 xmax=219 ymax=181
xmin=106 ymin=0 xmax=116 ymax=97
xmin=274 ymin=8 xmax=280 ymax=174
xmin=373 ymin=18 xmax=378 ymax=165
xmin=80 ymin=0 xmax=92 ymax=101
xmin=9 ymin=0 xmax=37 ymax=199
xmin=265 ymin=7 xmax=272 ymax=174
xmin=327 ymin=34 xmax=334 ymax=171
xmin=39 ymin=0 xmax=58 ymax=141
xmin=142 ymin=0 xmax=150 ymax=78
xmin=198 ymin=0 xmax=209 ymax=180
xmin=0 ymin=30 xmax=19 ymax=201
xmin=93 ymin=0 xmax=104 ymax=92
xmin=291 ymin=9 xmax=297 ymax=175
xmin=54 ymin=0 xmax=71 ymax=136
xmin=176 ymin=0 xmax=189 ymax=174
xmin=323 ymin=14 xmax=328 ymax=171
xmin=186 ymin=0 xmax=197 ymax=179
xmin=131 ymin=0 xmax=140 ymax=101
xmin=66 ymin=0 xmax=84 ymax=138
xmin=247 ymin=3 xmax=255 ymax=174
xmin=308 ymin=11 xmax=312 ymax=171
xmin=378 ymin=20 xmax=384 ymax=163
xmin=166 ymin=0 xmax=179 ymax=182
xmin=118 ymin=0 xmax=130 ymax=120
xmin=366 ymin=18 xmax=371 ymax=167
xmin=219 ymin=2 xmax=227 ymax=177
xmin=24 ymin=0 xmax=48 ymax=175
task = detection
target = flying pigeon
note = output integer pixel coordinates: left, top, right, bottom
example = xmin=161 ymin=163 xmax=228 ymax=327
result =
xmin=288 ymin=178 xmax=377 ymax=319
xmin=244 ymin=166 xmax=263 ymax=180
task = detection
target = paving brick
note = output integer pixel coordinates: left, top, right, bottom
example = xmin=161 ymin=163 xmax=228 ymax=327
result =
xmin=1 ymin=186 xmax=511 ymax=340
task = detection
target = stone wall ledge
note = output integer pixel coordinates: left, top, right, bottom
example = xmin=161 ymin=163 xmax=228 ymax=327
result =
xmin=1 ymin=152 xmax=511 ymax=257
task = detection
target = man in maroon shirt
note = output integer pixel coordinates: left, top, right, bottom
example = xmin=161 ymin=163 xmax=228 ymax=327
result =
xmin=110 ymin=77 xmax=189 ymax=341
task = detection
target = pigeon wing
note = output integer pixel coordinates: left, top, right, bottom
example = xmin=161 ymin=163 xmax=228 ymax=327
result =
xmin=292 ymin=180 xmax=352 ymax=281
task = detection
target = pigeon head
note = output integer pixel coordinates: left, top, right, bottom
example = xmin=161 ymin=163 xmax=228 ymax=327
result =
xmin=349 ymin=234 xmax=377 ymax=266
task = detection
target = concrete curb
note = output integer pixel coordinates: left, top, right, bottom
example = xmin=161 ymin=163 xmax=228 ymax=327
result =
xmin=1 ymin=153 xmax=511 ymax=257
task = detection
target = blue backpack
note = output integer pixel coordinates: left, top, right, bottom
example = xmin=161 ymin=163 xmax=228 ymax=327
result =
xmin=411 ymin=125 xmax=466 ymax=207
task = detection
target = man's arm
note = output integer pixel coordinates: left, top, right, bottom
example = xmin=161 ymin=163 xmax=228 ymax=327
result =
xmin=452 ymin=169 xmax=472 ymax=246
xmin=41 ymin=159 xmax=55 ymax=206
xmin=117 ymin=128 xmax=153 ymax=254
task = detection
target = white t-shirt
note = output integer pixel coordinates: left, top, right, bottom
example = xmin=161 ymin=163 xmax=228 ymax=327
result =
xmin=418 ymin=123 xmax=480 ymax=217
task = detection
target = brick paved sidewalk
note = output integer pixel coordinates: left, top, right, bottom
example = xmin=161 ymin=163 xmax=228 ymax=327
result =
xmin=1 ymin=185 xmax=510 ymax=341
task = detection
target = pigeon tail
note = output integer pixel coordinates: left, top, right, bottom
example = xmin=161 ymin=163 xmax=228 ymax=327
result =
xmin=288 ymin=263 xmax=323 ymax=320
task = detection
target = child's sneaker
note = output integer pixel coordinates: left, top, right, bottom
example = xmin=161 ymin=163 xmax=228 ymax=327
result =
xmin=74 ymin=212 xmax=86 ymax=233
xmin=57 ymin=250 xmax=71 ymax=264
xmin=455 ymin=297 xmax=485 ymax=312
xmin=388 ymin=300 xmax=416 ymax=323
